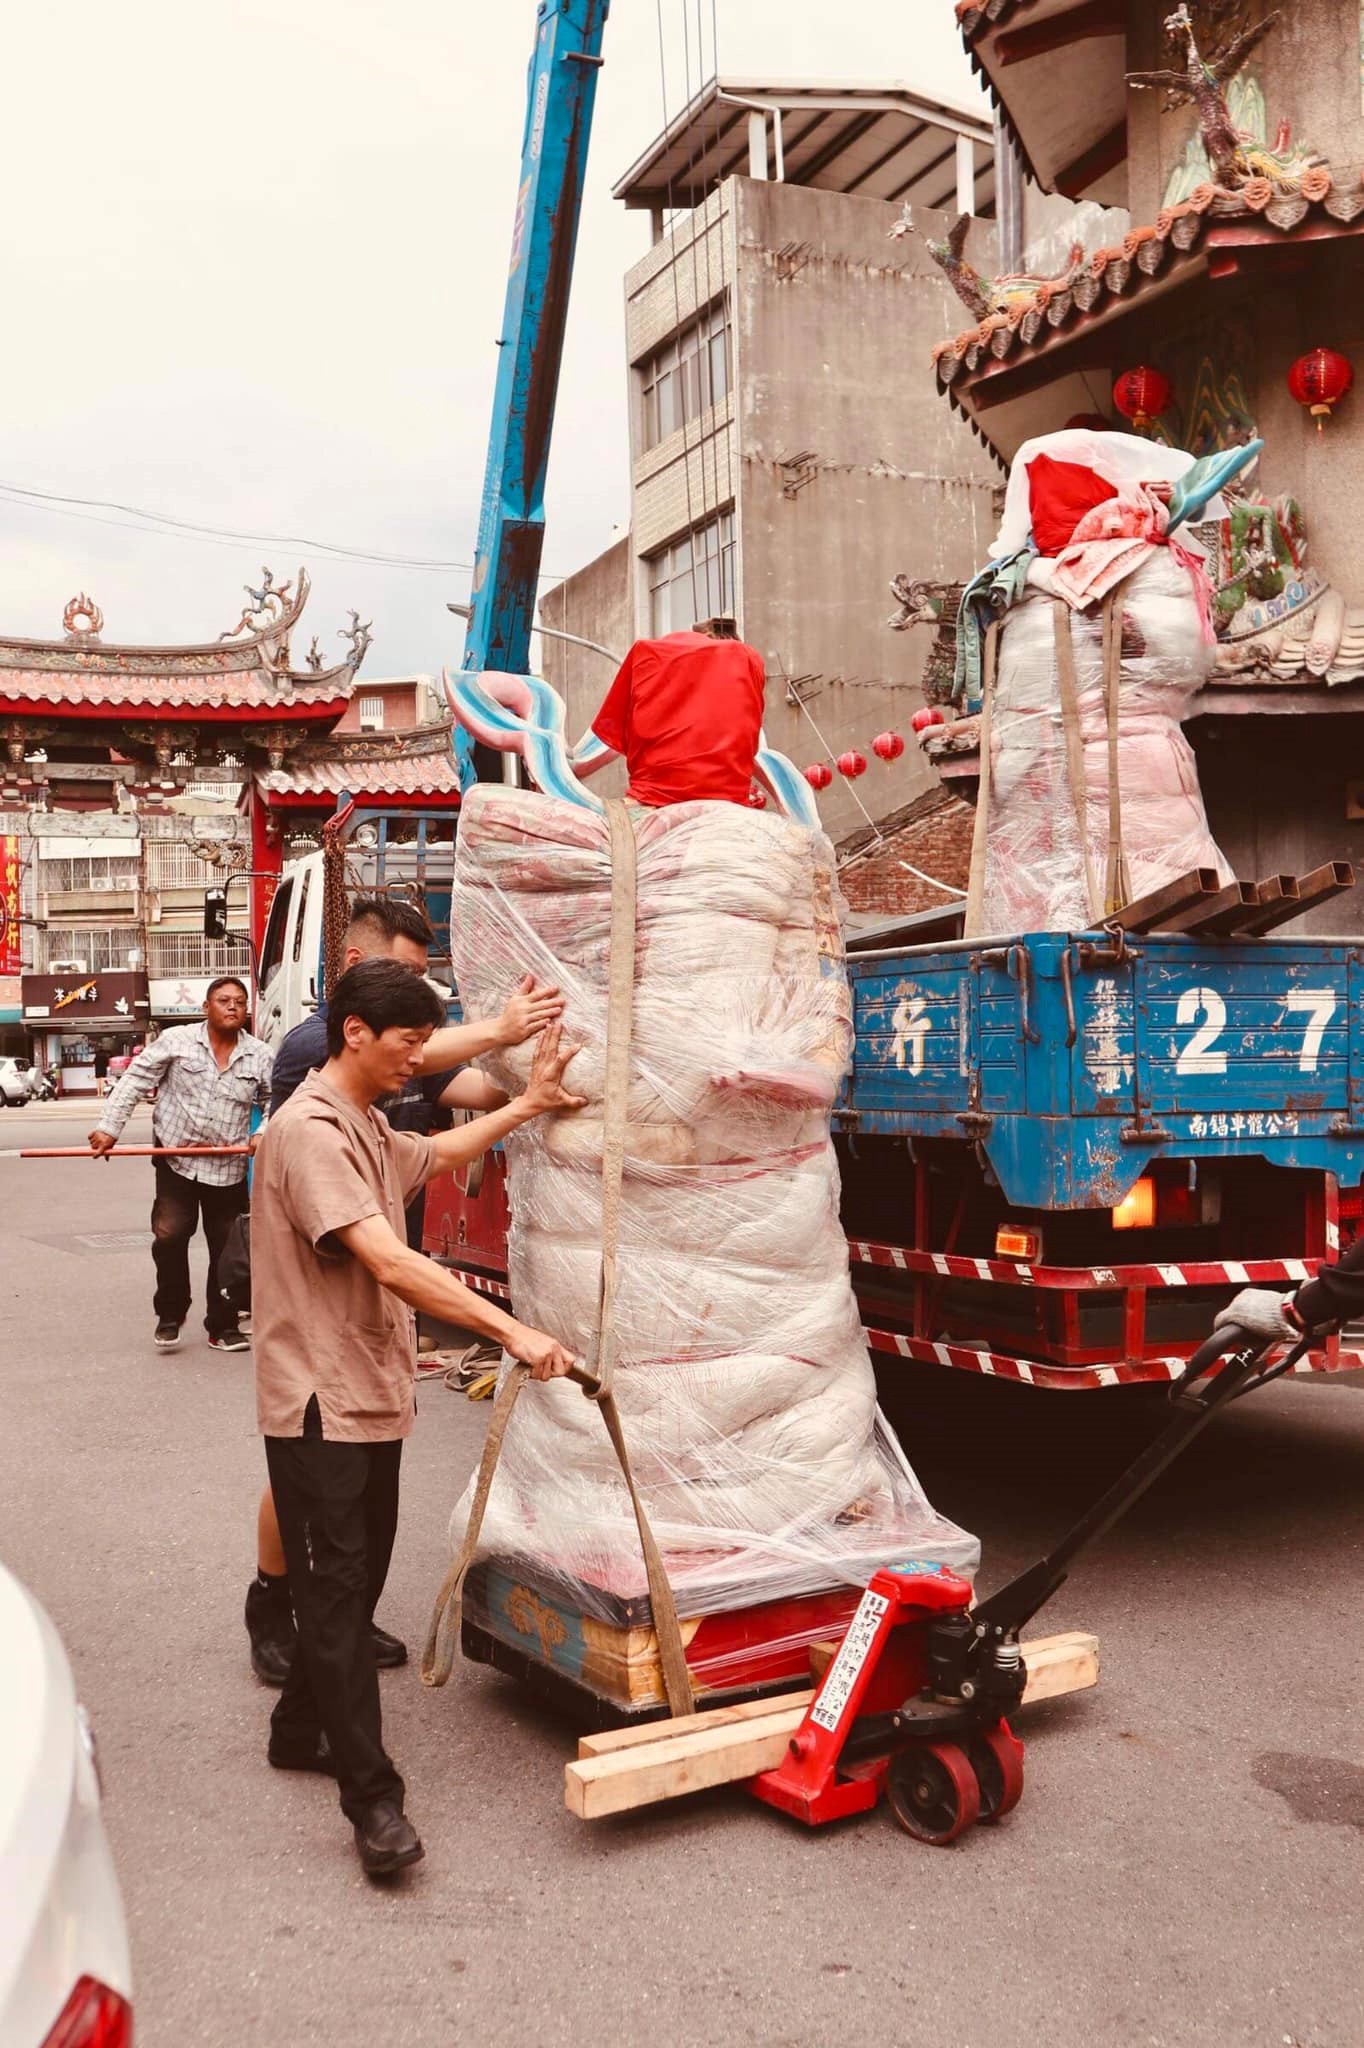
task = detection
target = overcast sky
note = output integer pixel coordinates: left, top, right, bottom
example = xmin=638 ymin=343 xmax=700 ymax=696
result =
xmin=0 ymin=2 xmax=983 ymax=680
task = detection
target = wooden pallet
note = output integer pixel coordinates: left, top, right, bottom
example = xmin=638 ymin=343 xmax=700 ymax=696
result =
xmin=465 ymin=1559 xmax=867 ymax=1711
xmin=565 ymin=1628 xmax=1099 ymax=1820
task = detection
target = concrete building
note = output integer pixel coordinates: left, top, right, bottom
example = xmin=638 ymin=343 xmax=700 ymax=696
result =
xmin=538 ymin=79 xmax=1007 ymax=840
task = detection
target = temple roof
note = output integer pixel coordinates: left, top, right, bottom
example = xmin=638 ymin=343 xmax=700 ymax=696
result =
xmin=0 ymin=572 xmax=370 ymax=720
xmin=955 ymin=0 xmax=1130 ymax=203
xmin=255 ymin=724 xmax=462 ymax=805
xmin=931 ymin=175 xmax=1364 ymax=460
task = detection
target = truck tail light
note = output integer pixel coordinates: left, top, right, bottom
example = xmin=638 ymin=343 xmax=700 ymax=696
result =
xmin=995 ymin=1223 xmax=1043 ymax=1262
xmin=1112 ymin=1177 xmax=1156 ymax=1230
xmin=42 ymin=1976 xmax=133 ymax=2048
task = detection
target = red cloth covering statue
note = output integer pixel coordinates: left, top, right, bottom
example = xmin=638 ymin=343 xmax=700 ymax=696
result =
xmin=591 ymin=628 xmax=765 ymax=808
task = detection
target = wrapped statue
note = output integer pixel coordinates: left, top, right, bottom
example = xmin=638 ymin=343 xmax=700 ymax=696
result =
xmin=919 ymin=429 xmax=1258 ymax=935
xmin=436 ymin=632 xmax=978 ymax=1708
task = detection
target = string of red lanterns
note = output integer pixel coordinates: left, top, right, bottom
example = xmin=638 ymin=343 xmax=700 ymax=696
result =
xmin=803 ymin=725 xmax=941 ymax=788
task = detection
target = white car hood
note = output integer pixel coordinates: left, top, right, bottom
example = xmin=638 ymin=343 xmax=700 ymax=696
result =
xmin=0 ymin=1564 xmax=131 ymax=2039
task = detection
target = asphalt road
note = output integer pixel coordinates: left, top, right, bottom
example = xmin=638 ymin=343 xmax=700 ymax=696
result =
xmin=2 ymin=1099 xmax=1361 ymax=2048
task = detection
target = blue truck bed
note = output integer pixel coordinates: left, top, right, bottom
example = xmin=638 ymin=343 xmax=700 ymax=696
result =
xmin=843 ymin=930 xmax=1364 ymax=1211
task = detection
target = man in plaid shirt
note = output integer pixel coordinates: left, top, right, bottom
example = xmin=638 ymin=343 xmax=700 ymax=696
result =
xmin=89 ymin=974 xmax=273 ymax=1353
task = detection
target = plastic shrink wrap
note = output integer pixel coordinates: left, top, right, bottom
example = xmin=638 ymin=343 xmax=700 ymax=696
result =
xmin=446 ymin=783 xmax=978 ymax=1704
xmin=982 ymin=549 xmax=1232 ymax=933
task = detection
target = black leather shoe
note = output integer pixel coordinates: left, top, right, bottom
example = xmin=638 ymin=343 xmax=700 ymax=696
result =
xmin=245 ymin=1577 xmax=296 ymax=1688
xmin=370 ymin=1623 xmax=408 ymax=1669
xmin=267 ymin=1732 xmax=335 ymax=1775
xmin=353 ymin=1800 xmax=424 ymax=1877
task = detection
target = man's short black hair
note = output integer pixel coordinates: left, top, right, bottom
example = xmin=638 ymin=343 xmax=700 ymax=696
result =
xmin=325 ymin=956 xmax=445 ymax=1055
xmin=344 ymin=893 xmax=434 ymax=953
xmin=204 ymin=975 xmax=250 ymax=1003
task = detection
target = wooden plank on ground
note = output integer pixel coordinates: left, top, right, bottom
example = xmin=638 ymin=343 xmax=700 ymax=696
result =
xmin=565 ymin=1630 xmax=1099 ymax=1820
xmin=578 ymin=1688 xmax=817 ymax=1760
xmin=566 ymin=1706 xmax=805 ymax=1819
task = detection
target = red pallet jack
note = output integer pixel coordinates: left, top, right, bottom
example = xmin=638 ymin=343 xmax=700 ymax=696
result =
xmin=746 ymin=1317 xmax=1311 ymax=1841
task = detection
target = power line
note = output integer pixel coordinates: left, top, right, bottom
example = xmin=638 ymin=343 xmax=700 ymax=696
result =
xmin=0 ymin=476 xmax=570 ymax=583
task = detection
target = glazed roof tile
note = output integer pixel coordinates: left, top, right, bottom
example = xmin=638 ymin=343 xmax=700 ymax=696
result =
xmin=258 ymin=737 xmax=462 ymax=801
xmin=931 ymin=174 xmax=1364 ymax=450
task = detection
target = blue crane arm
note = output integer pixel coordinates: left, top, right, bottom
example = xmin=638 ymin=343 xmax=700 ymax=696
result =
xmin=461 ymin=0 xmax=610 ymax=713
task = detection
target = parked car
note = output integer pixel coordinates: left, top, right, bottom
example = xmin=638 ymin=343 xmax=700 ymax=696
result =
xmin=0 ymin=1563 xmax=132 ymax=2046
xmin=0 ymin=1056 xmax=34 ymax=1106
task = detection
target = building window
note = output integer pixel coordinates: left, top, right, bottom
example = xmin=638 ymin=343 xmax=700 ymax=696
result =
xmin=144 ymin=839 xmax=243 ymax=890
xmin=39 ymin=927 xmax=140 ymax=972
xmin=640 ymin=300 xmax=731 ymax=453
xmin=647 ymin=510 xmax=735 ymax=636
xmin=144 ymin=931 xmax=248 ymax=978
xmin=359 ymin=695 xmax=385 ymax=732
xmin=40 ymin=853 xmax=141 ymax=893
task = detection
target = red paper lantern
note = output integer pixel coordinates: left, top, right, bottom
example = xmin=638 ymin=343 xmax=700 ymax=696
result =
xmin=746 ymin=785 xmax=767 ymax=809
xmin=1287 ymin=347 xmax=1353 ymax=431
xmin=837 ymin=749 xmax=867 ymax=780
xmin=804 ymin=761 xmax=833 ymax=791
xmin=1111 ymin=366 xmax=1172 ymax=431
xmin=872 ymin=730 xmax=905 ymax=762
xmin=911 ymin=706 xmax=945 ymax=734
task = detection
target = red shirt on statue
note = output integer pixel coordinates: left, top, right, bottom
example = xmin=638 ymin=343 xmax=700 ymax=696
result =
xmin=591 ymin=631 xmax=766 ymax=807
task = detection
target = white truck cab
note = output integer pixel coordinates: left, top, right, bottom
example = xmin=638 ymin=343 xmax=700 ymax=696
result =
xmin=255 ymin=852 xmax=324 ymax=1056
xmin=254 ymin=829 xmax=457 ymax=1055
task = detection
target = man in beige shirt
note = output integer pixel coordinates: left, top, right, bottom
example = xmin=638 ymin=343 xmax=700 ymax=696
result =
xmin=252 ymin=955 xmax=583 ymax=1878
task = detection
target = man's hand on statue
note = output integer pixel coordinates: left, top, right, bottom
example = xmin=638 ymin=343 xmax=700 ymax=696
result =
xmin=496 ymin=973 xmax=563 ymax=1046
xmin=88 ymin=1130 xmax=116 ymax=1160
xmin=517 ymin=1023 xmax=587 ymax=1117
xmin=506 ymin=1322 xmax=577 ymax=1383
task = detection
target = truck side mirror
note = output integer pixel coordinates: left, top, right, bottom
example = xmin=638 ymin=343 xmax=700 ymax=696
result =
xmin=204 ymin=888 xmax=228 ymax=939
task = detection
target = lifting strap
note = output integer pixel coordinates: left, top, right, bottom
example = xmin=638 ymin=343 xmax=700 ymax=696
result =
xmin=423 ymin=799 xmax=696 ymax=1716
xmin=962 ymin=622 xmax=998 ymax=939
xmin=1100 ymin=589 xmax=1130 ymax=916
xmin=1051 ymin=601 xmax=1103 ymax=927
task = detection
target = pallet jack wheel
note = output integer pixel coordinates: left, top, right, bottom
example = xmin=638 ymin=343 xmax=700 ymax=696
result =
xmin=966 ymin=1722 xmax=1025 ymax=1823
xmin=885 ymin=1741 xmax=981 ymax=1845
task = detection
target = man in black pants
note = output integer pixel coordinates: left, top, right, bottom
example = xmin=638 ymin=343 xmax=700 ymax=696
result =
xmin=89 ymin=978 xmax=272 ymax=1353
xmin=246 ymin=892 xmax=556 ymax=1686
xmin=252 ymin=958 xmax=584 ymax=1877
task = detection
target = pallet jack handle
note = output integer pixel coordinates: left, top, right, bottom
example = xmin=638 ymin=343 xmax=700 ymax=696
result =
xmin=969 ymin=1323 xmax=1307 ymax=1643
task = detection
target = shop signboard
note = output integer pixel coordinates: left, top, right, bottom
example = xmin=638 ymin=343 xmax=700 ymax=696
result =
xmin=149 ymin=975 xmax=215 ymax=1018
xmin=21 ymin=969 xmax=151 ymax=1027
xmin=0 ymin=836 xmax=20 ymax=973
